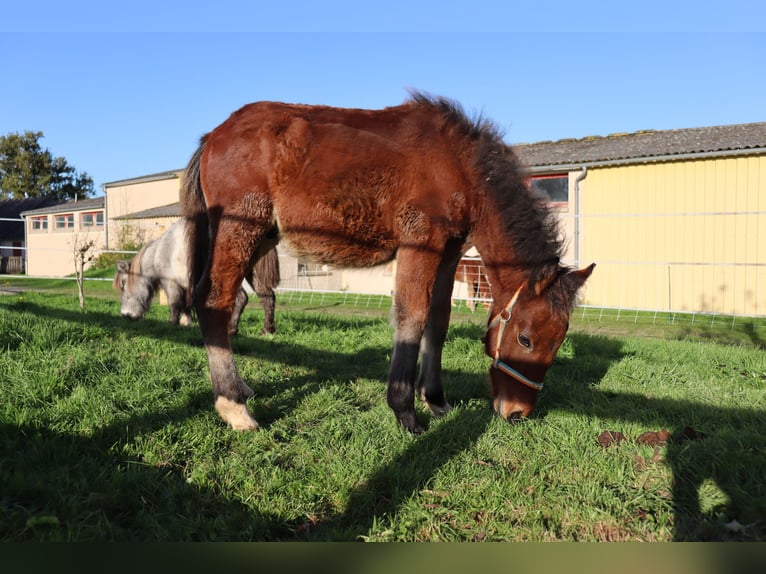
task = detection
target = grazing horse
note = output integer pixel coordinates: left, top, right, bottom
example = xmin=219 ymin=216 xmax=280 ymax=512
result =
xmin=114 ymin=218 xmax=280 ymax=335
xmin=454 ymin=255 xmax=492 ymax=312
xmin=182 ymin=92 xmax=594 ymax=432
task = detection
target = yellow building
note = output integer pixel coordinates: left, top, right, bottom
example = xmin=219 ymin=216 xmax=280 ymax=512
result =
xmin=516 ymin=122 xmax=766 ymax=316
xmin=103 ymin=170 xmax=183 ymax=249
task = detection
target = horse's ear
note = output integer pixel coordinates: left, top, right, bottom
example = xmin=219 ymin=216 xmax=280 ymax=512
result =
xmin=530 ymin=261 xmax=559 ymax=296
xmin=561 ymin=263 xmax=596 ymax=293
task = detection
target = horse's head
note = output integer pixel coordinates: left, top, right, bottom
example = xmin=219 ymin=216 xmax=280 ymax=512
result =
xmin=483 ymin=263 xmax=595 ymax=421
xmin=114 ymin=258 xmax=153 ymax=320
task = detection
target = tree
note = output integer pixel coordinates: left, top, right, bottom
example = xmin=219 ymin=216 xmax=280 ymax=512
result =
xmin=72 ymin=234 xmax=97 ymax=310
xmin=0 ymin=131 xmax=95 ymax=201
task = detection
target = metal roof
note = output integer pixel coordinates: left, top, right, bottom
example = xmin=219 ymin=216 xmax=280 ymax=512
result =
xmin=515 ymin=121 xmax=766 ymax=170
xmin=102 ymin=170 xmax=182 ymax=188
xmin=113 ymin=202 xmax=181 ymax=220
xmin=19 ymin=196 xmax=104 ymax=217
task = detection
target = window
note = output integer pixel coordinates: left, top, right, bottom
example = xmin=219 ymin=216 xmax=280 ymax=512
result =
xmin=530 ymin=175 xmax=569 ymax=205
xmin=30 ymin=216 xmax=48 ymax=231
xmin=54 ymin=213 xmax=75 ymax=230
xmin=81 ymin=211 xmax=104 ymax=228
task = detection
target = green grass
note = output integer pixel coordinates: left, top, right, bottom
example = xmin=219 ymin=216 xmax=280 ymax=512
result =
xmin=0 ymin=286 xmax=765 ymax=541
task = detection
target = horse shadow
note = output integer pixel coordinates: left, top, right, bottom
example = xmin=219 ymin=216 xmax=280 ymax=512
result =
xmin=544 ymin=333 xmax=766 ymax=541
xmin=304 ymin=328 xmax=764 ymax=541
xmin=0 ymin=392 xmax=291 ymax=542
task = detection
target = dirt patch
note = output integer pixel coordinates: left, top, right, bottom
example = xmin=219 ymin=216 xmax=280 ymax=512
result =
xmin=598 ymin=427 xmax=705 ymax=449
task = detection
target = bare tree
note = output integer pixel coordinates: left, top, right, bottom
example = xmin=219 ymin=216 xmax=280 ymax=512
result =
xmin=72 ymin=235 xmax=97 ymax=310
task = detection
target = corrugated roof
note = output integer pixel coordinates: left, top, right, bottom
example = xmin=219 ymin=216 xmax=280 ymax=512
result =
xmin=114 ymin=202 xmax=181 ymax=220
xmin=515 ymin=121 xmax=766 ymax=169
xmin=19 ymin=196 xmax=104 ymax=217
xmin=102 ymin=170 xmax=181 ymax=188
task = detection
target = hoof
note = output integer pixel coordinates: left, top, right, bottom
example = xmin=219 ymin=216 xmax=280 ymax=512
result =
xmin=396 ymin=411 xmax=426 ymax=435
xmin=427 ymin=400 xmax=453 ymax=418
xmin=419 ymin=389 xmax=452 ymax=417
xmin=215 ymin=396 xmax=260 ymax=431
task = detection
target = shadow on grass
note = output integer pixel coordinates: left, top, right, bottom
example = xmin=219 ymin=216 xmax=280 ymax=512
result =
xmin=546 ymin=333 xmax=766 ymax=541
xmin=4 ymin=295 xmax=764 ymax=541
xmin=0 ymin=392 xmax=291 ymax=541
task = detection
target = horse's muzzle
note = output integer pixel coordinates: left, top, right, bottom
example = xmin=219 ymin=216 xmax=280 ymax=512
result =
xmin=490 ymin=367 xmax=539 ymax=422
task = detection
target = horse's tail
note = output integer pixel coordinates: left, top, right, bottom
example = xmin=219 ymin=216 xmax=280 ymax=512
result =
xmin=180 ymin=134 xmax=209 ymax=310
xmin=251 ymin=245 xmax=281 ymax=296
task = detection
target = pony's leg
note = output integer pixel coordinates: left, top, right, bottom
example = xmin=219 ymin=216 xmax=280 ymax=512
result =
xmin=228 ymin=286 xmax=249 ymax=336
xmin=388 ymin=248 xmax=442 ymax=434
xmin=165 ymin=283 xmax=192 ymax=326
xmin=417 ymin=247 xmax=462 ymax=416
xmin=179 ymin=311 xmax=193 ymax=327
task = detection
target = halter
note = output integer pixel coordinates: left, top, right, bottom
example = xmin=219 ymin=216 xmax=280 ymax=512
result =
xmin=486 ymin=284 xmax=544 ymax=391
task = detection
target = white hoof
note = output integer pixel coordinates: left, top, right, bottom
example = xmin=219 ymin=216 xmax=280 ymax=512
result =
xmin=215 ymin=396 xmax=259 ymax=431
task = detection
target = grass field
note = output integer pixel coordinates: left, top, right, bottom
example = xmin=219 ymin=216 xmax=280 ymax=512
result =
xmin=1 ymin=277 xmax=765 ymax=542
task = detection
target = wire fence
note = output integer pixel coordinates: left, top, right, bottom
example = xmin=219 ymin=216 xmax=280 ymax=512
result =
xmin=3 ymin=212 xmax=765 ymax=331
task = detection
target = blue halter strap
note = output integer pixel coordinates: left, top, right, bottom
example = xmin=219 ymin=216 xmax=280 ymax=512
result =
xmin=487 ymin=285 xmax=544 ymax=392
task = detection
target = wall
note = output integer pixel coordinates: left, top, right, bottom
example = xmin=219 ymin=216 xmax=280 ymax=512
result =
xmin=25 ymin=214 xmax=107 ymax=276
xmin=105 ymin=173 xmax=181 ymax=249
xmin=576 ymin=155 xmax=765 ymax=316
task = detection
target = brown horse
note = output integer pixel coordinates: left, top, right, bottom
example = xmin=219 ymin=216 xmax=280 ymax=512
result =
xmin=454 ymin=255 xmax=492 ymax=312
xmin=181 ymin=92 xmax=594 ymax=433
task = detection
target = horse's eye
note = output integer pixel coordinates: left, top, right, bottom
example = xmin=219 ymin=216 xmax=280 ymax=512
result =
xmin=518 ymin=333 xmax=532 ymax=349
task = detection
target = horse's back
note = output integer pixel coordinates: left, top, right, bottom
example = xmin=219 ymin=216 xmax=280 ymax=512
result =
xmin=199 ymin=99 xmax=475 ymax=268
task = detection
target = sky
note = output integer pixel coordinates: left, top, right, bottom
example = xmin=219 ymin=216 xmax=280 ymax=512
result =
xmin=2 ymin=1 xmax=765 ymax=193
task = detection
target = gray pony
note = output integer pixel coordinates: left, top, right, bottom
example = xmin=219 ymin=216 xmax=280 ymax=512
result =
xmin=113 ymin=218 xmax=279 ymax=335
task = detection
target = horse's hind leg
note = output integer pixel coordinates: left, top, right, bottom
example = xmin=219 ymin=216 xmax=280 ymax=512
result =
xmin=248 ymin=246 xmax=279 ymax=335
xmin=228 ymin=286 xmax=248 ymax=336
xmin=245 ymin=270 xmax=276 ymax=336
xmin=257 ymin=291 xmax=276 ymax=335
xmin=195 ymin=206 xmax=271 ymax=431
xmin=196 ymin=273 xmax=257 ymax=430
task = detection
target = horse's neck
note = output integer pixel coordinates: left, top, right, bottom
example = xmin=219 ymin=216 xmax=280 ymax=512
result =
xmin=469 ymin=222 xmax=527 ymax=312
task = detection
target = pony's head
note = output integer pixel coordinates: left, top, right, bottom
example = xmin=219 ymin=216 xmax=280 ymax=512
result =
xmin=114 ymin=257 xmax=154 ymax=320
xmin=483 ymin=263 xmax=595 ymax=421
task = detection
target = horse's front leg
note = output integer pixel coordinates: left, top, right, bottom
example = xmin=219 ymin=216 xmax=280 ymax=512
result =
xmin=388 ymin=249 xmax=440 ymax=434
xmin=417 ymin=248 xmax=462 ymax=416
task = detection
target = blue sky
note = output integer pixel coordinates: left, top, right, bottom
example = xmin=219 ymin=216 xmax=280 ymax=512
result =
xmin=2 ymin=2 xmax=765 ymax=192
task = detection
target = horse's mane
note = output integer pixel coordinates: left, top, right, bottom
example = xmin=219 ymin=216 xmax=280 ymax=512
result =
xmin=127 ymin=244 xmax=147 ymax=292
xmin=409 ymin=91 xmax=571 ymax=311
